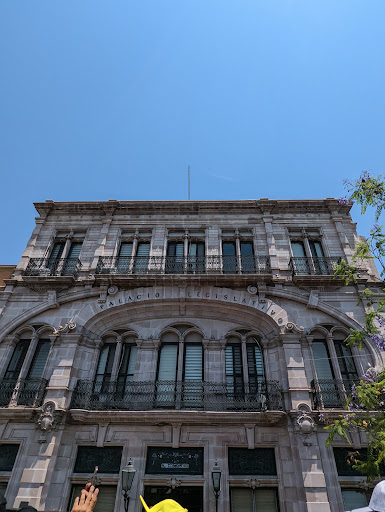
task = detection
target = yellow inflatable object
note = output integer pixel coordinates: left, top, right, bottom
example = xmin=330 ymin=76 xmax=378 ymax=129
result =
xmin=140 ymin=496 xmax=188 ymax=512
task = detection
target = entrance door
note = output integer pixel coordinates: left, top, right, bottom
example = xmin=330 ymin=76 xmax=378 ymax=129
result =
xmin=143 ymin=486 xmax=203 ymax=512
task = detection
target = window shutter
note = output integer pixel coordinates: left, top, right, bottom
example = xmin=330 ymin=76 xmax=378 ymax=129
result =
xmin=119 ymin=242 xmax=133 ymax=257
xmin=27 ymin=340 xmax=50 ymax=379
xmin=49 ymin=242 xmax=65 ymax=260
xmin=231 ymin=489 xmax=253 ymax=512
xmin=136 ymin=242 xmax=150 ymax=256
xmin=247 ymin=343 xmax=265 ymax=385
xmin=184 ymin=344 xmax=202 ymax=381
xmin=157 ymin=344 xmax=178 ymax=381
xmin=254 ymin=489 xmax=279 ymax=511
xmin=67 ymin=242 xmax=83 ymax=259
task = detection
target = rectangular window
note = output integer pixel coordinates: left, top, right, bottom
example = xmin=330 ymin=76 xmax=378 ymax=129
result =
xmin=228 ymin=448 xmax=277 ymax=476
xmin=157 ymin=344 xmax=178 ymax=381
xmin=145 ymin=447 xmax=204 ymax=475
xmin=143 ymin=486 xmax=203 ymax=512
xmin=222 ymin=241 xmax=237 ymax=273
xmin=184 ymin=344 xmax=203 ymax=381
xmin=166 ymin=242 xmax=184 ymax=274
xmin=69 ymin=485 xmax=117 ymax=512
xmin=188 ymin=241 xmax=205 ymax=273
xmin=74 ymin=446 xmax=123 ymax=474
xmin=0 ymin=445 xmax=19 ymax=471
xmin=231 ymin=488 xmax=279 ymax=512
xmin=247 ymin=343 xmax=265 ymax=390
xmin=117 ymin=345 xmax=137 ymax=386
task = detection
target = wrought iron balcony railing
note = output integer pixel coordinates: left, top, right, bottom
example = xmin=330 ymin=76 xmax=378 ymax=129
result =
xmin=71 ymin=379 xmax=283 ymax=412
xmin=0 ymin=378 xmax=48 ymax=407
xmin=24 ymin=258 xmax=82 ymax=278
xmin=311 ymin=379 xmax=360 ymax=409
xmin=289 ymin=257 xmax=341 ymax=276
xmin=95 ymin=255 xmax=271 ymax=275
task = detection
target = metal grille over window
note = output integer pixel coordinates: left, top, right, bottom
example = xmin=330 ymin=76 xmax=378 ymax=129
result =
xmin=74 ymin=446 xmax=123 ymax=474
xmin=228 ymin=448 xmax=277 ymax=475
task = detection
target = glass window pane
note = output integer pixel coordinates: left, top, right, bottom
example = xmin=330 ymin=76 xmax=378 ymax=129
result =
xmin=50 ymin=242 xmax=65 ymax=260
xmin=240 ymin=242 xmax=254 ymax=256
xmin=223 ymin=242 xmax=236 ymax=256
xmin=67 ymin=242 xmax=83 ymax=259
xmin=291 ymin=241 xmax=306 ymax=258
xmin=341 ymin=489 xmax=368 ymax=510
xmin=4 ymin=340 xmax=30 ymax=380
xmin=312 ymin=341 xmax=334 ymax=380
xmin=309 ymin=241 xmax=324 ymax=258
xmin=119 ymin=242 xmax=133 ymax=257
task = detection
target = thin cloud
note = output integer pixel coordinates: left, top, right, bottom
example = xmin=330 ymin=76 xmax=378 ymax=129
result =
xmin=210 ymin=173 xmax=238 ymax=182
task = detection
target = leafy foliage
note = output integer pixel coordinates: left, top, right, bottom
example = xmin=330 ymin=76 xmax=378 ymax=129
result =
xmin=325 ymin=172 xmax=385 ymax=480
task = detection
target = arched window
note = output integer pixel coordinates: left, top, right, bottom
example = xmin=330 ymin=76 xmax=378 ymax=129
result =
xmin=94 ymin=332 xmax=137 ymax=393
xmin=225 ymin=333 xmax=266 ymax=406
xmin=156 ymin=326 xmax=203 ymax=408
xmin=310 ymin=327 xmax=365 ymax=409
xmin=1 ymin=328 xmax=51 ymax=406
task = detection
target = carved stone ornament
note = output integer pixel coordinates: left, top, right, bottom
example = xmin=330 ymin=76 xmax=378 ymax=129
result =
xmin=283 ymin=322 xmax=304 ymax=335
xmin=247 ymin=285 xmax=258 ymax=295
xmin=167 ymin=478 xmax=182 ymax=489
xmin=247 ymin=479 xmax=260 ymax=489
xmin=37 ymin=401 xmax=56 ymax=432
xmin=108 ymin=285 xmax=119 ymax=296
xmin=296 ymin=403 xmax=315 ymax=445
xmin=52 ymin=318 xmax=76 ymax=336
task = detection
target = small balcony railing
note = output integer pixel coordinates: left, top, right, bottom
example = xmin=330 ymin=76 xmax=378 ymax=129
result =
xmin=24 ymin=258 xmax=82 ymax=278
xmin=0 ymin=378 xmax=48 ymax=407
xmin=71 ymin=379 xmax=283 ymax=412
xmin=289 ymin=257 xmax=341 ymax=276
xmin=311 ymin=379 xmax=360 ymax=409
xmin=95 ymin=255 xmax=271 ymax=276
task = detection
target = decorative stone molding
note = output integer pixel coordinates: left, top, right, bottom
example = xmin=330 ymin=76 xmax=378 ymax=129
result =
xmin=107 ymin=285 xmax=119 ymax=296
xmin=98 ymin=285 xmax=108 ymax=304
xmin=282 ymin=322 xmax=304 ymax=335
xmin=47 ymin=290 xmax=59 ymax=309
xmin=296 ymin=403 xmax=315 ymax=445
xmin=52 ymin=318 xmax=76 ymax=336
xmin=166 ymin=478 xmax=182 ymax=489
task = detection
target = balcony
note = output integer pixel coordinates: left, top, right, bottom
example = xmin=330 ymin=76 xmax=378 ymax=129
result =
xmin=95 ymin=255 xmax=271 ymax=276
xmin=24 ymin=258 xmax=82 ymax=278
xmin=0 ymin=378 xmax=47 ymax=408
xmin=289 ymin=256 xmax=341 ymax=276
xmin=311 ymin=379 xmax=360 ymax=409
xmin=71 ymin=379 xmax=283 ymax=412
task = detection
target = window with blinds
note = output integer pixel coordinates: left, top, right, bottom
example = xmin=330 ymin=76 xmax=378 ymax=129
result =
xmin=133 ymin=242 xmax=150 ymax=274
xmin=184 ymin=344 xmax=203 ymax=381
xmin=4 ymin=340 xmax=30 ymax=380
xmin=27 ymin=339 xmax=50 ymax=379
xmin=231 ymin=488 xmax=279 ymax=512
xmin=157 ymin=344 xmax=178 ymax=381
xmin=226 ymin=344 xmax=244 ymax=394
xmin=69 ymin=485 xmax=117 ymax=512
xmin=247 ymin=341 xmax=265 ymax=391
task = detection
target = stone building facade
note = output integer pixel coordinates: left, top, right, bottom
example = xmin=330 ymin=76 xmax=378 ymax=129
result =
xmin=0 ymin=199 xmax=383 ymax=512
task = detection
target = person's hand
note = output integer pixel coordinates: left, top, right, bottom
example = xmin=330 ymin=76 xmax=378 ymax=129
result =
xmin=71 ymin=483 xmax=99 ymax=512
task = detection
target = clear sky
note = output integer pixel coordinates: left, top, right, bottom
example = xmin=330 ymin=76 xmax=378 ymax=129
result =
xmin=0 ymin=1 xmax=384 ymax=263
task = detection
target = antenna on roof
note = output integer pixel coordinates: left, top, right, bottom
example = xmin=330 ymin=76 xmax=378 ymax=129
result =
xmin=188 ymin=165 xmax=191 ymax=200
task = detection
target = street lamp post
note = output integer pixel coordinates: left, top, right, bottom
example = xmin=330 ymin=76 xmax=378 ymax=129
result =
xmin=211 ymin=461 xmax=222 ymax=512
xmin=121 ymin=458 xmax=136 ymax=512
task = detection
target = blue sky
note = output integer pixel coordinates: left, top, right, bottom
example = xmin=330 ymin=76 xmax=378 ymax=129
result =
xmin=0 ymin=1 xmax=384 ymax=263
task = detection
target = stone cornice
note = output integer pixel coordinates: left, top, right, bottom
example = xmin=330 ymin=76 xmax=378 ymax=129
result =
xmin=34 ymin=199 xmax=351 ymax=218
xmin=69 ymin=409 xmax=286 ymax=426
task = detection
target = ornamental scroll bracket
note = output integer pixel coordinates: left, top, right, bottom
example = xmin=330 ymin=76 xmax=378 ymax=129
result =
xmin=247 ymin=284 xmax=267 ymax=303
